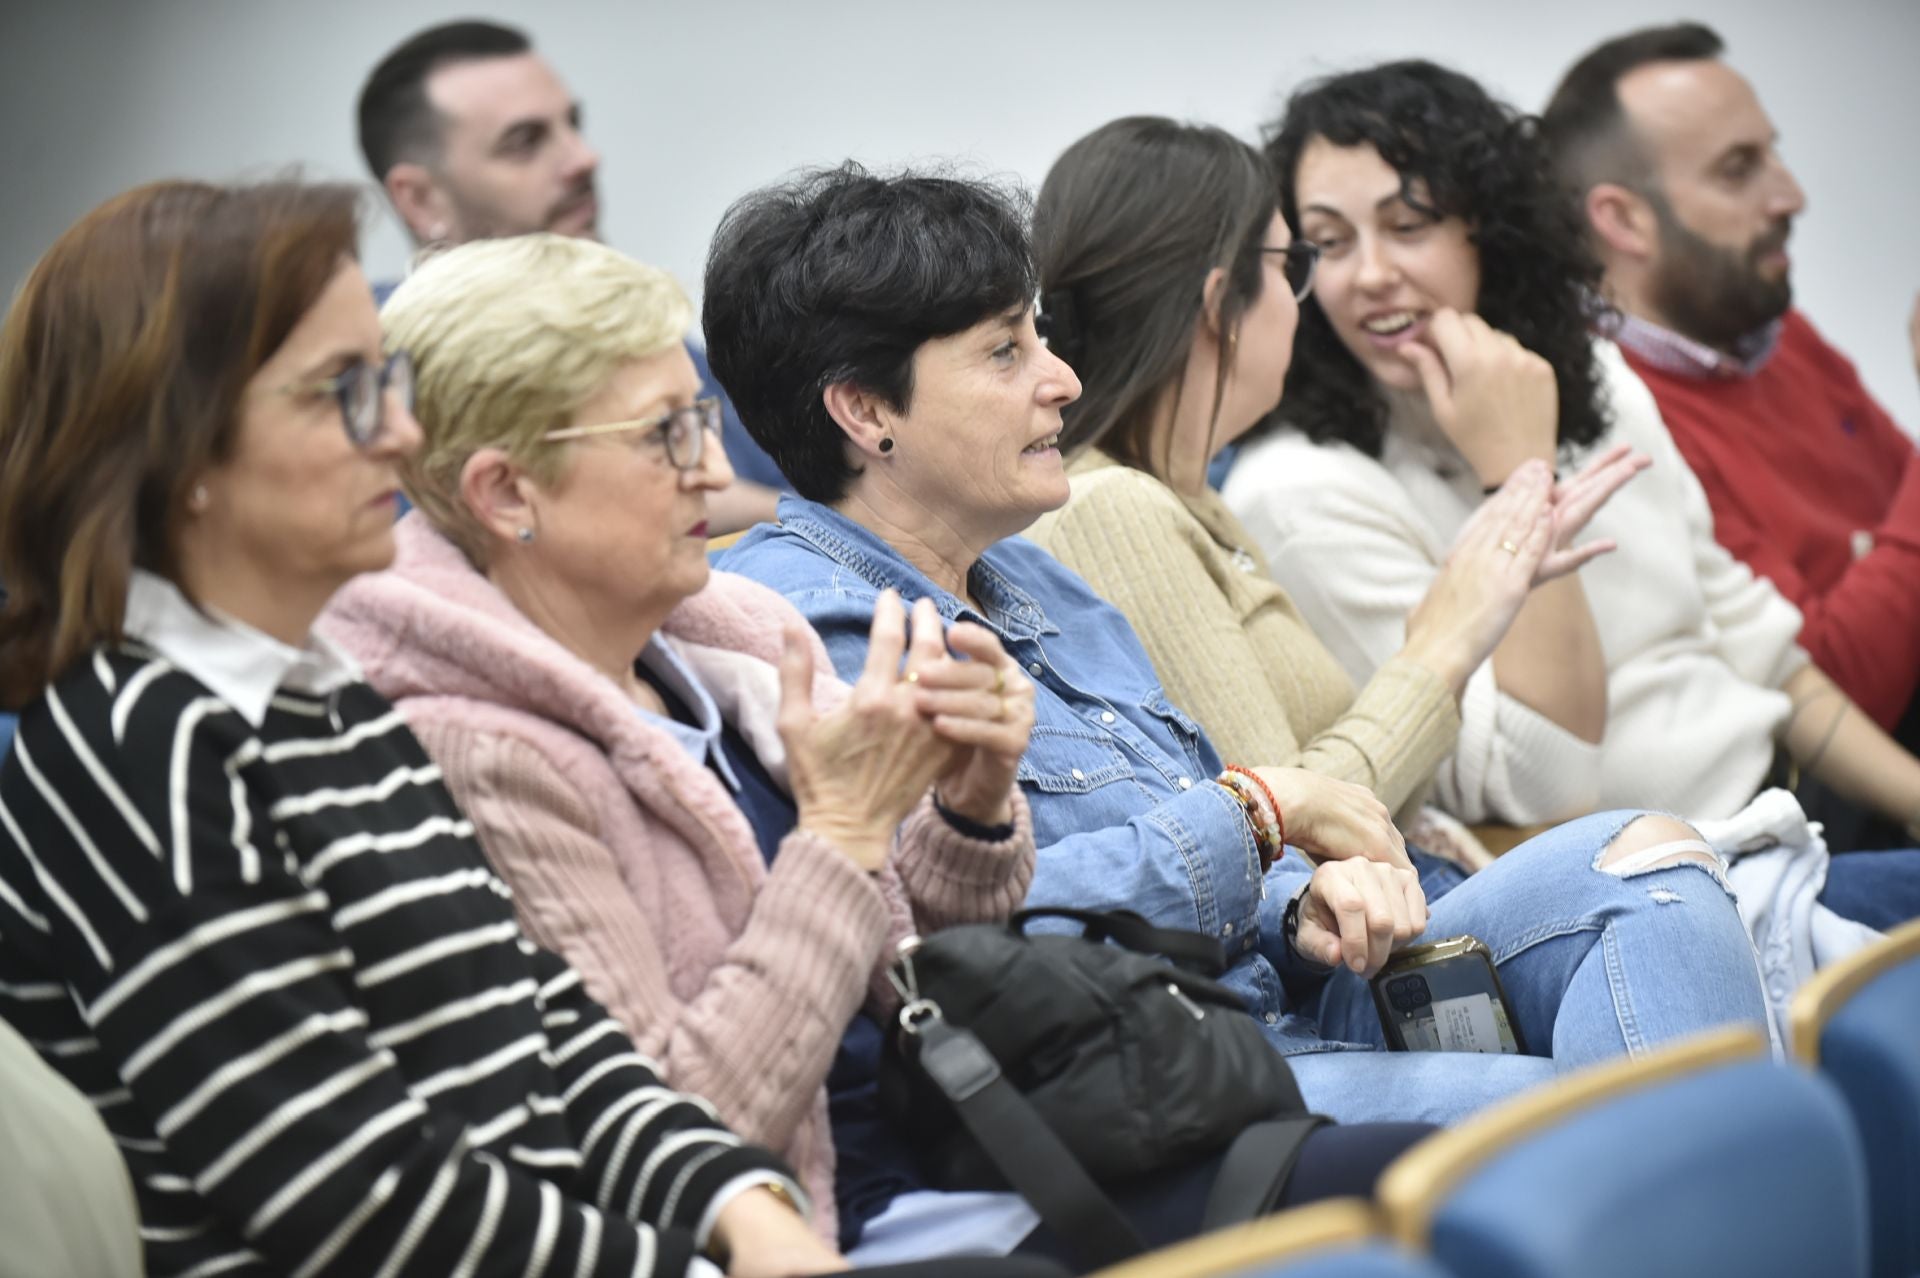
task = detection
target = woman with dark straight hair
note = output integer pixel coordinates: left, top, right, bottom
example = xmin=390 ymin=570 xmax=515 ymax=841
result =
xmin=710 ymin=160 xmax=1773 ymax=1152
xmin=1026 ymin=117 xmax=1639 ymax=852
xmin=0 ymin=179 xmax=839 ymax=1278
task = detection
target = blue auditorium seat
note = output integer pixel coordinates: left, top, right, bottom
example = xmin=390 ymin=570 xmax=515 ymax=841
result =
xmin=1793 ymin=919 xmax=1920 ymax=1277
xmin=1378 ymin=1027 xmax=1870 ymax=1278
xmin=1090 ymin=1200 xmax=1449 ymax=1278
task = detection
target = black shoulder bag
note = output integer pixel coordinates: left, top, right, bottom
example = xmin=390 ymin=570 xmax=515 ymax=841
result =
xmin=878 ymin=907 xmax=1327 ymax=1270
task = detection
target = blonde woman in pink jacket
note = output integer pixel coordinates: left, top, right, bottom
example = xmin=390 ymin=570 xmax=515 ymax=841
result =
xmin=321 ymin=233 xmax=1038 ymax=1243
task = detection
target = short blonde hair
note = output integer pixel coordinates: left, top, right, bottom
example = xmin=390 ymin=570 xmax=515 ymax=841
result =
xmin=380 ymin=233 xmax=693 ymax=561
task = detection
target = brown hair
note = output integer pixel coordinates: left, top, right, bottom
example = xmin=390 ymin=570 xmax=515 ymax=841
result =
xmin=1034 ymin=117 xmax=1275 ymax=479
xmin=0 ymin=179 xmax=363 ymax=707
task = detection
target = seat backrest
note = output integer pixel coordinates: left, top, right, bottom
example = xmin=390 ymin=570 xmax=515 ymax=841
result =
xmin=1378 ymin=1026 xmax=1870 ymax=1278
xmin=0 ymin=1016 xmax=144 ymax=1277
xmin=1091 ymin=1200 xmax=1449 ymax=1278
xmin=1792 ymin=919 xmax=1920 ymax=1278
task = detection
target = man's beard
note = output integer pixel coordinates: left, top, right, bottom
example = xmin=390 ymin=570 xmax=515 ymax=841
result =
xmin=1645 ymin=193 xmax=1793 ymax=351
xmin=439 ymin=178 xmax=599 ymax=242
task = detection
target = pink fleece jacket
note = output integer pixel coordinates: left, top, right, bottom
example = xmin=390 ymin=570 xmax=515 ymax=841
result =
xmin=320 ymin=515 xmax=1035 ymax=1238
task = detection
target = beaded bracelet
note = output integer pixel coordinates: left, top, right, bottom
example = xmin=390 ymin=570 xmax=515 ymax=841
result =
xmin=1217 ymin=772 xmax=1280 ymax=870
xmin=1218 ymin=765 xmax=1285 ymax=871
xmin=1223 ymin=765 xmax=1286 ymax=850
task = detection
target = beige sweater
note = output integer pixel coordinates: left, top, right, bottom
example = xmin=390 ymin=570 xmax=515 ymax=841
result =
xmin=1027 ymin=449 xmax=1460 ymax=818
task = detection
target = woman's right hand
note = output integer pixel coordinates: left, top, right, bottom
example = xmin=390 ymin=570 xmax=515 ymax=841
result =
xmin=1398 ymin=309 xmax=1558 ymax=488
xmin=1402 ymin=460 xmax=1557 ymax=691
xmin=781 ymin=591 xmax=953 ymax=873
xmin=1404 ymin=445 xmax=1646 ymax=694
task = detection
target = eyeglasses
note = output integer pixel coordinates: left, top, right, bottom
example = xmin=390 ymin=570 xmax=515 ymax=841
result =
xmin=1261 ymin=242 xmax=1320 ymax=302
xmin=278 ymin=350 xmax=415 ymax=448
xmin=540 ymin=397 xmax=724 ymax=471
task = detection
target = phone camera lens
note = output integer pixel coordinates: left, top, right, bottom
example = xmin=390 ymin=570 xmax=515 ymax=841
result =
xmin=1387 ymin=974 xmax=1432 ymax=1011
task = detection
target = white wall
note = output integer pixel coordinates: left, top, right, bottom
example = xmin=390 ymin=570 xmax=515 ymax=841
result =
xmin=5 ymin=0 xmax=1917 ymax=429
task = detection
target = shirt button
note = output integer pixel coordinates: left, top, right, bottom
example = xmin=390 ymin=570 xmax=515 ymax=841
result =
xmin=1264 ymin=1012 xmax=1279 ymax=1026
xmin=1071 ymin=768 xmax=1085 ymax=781
xmin=1100 ymin=711 xmax=1116 ymax=724
xmin=1027 ymin=662 xmax=1043 ymax=677
xmin=1222 ymin=922 xmax=1234 ymax=936
xmin=1177 ymin=776 xmax=1192 ymax=790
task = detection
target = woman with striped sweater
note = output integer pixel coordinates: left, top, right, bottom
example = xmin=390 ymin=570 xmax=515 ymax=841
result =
xmin=0 ymin=180 xmax=840 ymax=1278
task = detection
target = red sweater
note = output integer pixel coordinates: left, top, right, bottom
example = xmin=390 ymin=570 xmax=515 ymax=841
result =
xmin=1621 ymin=310 xmax=1920 ymax=730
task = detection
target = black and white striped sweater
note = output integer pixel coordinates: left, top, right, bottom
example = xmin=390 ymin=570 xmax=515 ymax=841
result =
xmin=0 ymin=642 xmax=795 ymax=1277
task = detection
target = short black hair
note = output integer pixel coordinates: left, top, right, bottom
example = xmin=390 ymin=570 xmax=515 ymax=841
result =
xmin=1263 ymin=60 xmax=1610 ymax=459
xmin=701 ymin=163 xmax=1038 ymax=503
xmin=357 ymin=20 xmax=531 ymax=181
xmin=1540 ymin=22 xmax=1726 ymax=198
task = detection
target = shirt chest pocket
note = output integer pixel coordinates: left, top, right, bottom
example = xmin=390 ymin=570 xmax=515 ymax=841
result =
xmin=1016 ymin=725 xmax=1132 ymax=794
xmin=1139 ymin=691 xmax=1210 ymax=774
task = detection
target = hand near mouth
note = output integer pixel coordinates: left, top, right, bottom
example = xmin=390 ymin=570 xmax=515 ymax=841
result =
xmin=1397 ymin=308 xmax=1559 ymax=488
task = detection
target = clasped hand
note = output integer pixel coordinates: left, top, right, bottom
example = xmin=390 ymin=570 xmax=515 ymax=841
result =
xmin=780 ymin=591 xmax=1031 ymax=872
xmin=1294 ymin=859 xmax=1428 ymax=978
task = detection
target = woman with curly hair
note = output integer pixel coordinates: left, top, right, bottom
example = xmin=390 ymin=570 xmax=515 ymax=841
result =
xmin=1223 ymin=61 xmax=1920 ymax=926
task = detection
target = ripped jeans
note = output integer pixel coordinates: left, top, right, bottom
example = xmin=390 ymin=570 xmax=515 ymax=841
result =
xmin=1287 ymin=810 xmax=1770 ymax=1126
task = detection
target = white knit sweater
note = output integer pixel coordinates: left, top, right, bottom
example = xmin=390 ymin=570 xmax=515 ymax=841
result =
xmin=1223 ymin=339 xmax=1808 ymax=824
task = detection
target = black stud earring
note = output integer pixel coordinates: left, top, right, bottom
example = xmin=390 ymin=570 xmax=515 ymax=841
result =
xmin=878 ymin=437 xmax=895 ymax=454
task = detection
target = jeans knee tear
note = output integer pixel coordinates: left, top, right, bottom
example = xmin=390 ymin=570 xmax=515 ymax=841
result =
xmin=1647 ymin=886 xmax=1683 ymax=905
xmin=1593 ymin=822 xmax=1733 ymax=895
xmin=1604 ymin=850 xmax=1732 ymax=895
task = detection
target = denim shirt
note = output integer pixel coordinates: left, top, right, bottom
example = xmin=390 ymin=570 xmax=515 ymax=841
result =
xmin=719 ymin=496 xmax=1331 ymax=1051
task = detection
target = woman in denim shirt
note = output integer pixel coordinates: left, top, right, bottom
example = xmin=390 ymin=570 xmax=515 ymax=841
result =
xmin=707 ymin=164 xmax=1770 ymax=1129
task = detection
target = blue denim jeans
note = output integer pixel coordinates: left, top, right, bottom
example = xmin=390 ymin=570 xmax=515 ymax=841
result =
xmin=1819 ymin=849 xmax=1920 ymax=931
xmin=1286 ymin=810 xmax=1771 ymax=1126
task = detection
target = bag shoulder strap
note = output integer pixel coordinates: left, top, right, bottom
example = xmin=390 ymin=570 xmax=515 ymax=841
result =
xmin=911 ymin=1012 xmax=1145 ymax=1268
xmin=1010 ymin=907 xmax=1227 ymax=973
xmin=1199 ymin=1116 xmax=1329 ymax=1233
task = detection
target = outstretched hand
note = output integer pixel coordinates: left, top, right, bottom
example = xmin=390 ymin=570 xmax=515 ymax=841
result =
xmin=1402 ymin=435 xmax=1647 ymax=694
xmin=1404 ymin=461 xmax=1556 ymax=689
xmin=1540 ymin=442 xmax=1648 ymax=581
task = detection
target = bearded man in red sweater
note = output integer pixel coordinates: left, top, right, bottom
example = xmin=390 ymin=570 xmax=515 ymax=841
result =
xmin=1544 ymin=23 xmax=1920 ymax=823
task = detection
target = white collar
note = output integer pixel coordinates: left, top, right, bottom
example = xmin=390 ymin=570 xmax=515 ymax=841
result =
xmin=123 ymin=569 xmax=362 ymax=728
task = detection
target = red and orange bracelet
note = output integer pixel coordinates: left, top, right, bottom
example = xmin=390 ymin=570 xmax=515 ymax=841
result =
xmin=1218 ymin=764 xmax=1286 ymax=871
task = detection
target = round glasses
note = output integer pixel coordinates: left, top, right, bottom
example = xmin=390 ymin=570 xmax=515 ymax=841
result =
xmin=540 ymin=397 xmax=724 ymax=471
xmin=1261 ymin=242 xmax=1321 ymax=303
xmin=279 ymin=350 xmax=415 ymax=448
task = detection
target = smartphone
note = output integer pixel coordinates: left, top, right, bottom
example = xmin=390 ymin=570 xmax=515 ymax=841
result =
xmin=1370 ymin=936 xmax=1527 ymax=1054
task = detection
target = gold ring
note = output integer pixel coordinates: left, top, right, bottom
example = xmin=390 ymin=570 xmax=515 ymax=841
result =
xmin=1499 ymin=539 xmax=1520 ymax=555
xmin=993 ymin=667 xmax=1007 ymax=694
xmin=905 ymin=671 xmax=920 ymax=685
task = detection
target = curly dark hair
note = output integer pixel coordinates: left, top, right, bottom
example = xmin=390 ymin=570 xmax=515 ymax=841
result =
xmin=1261 ymin=60 xmax=1611 ymax=459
